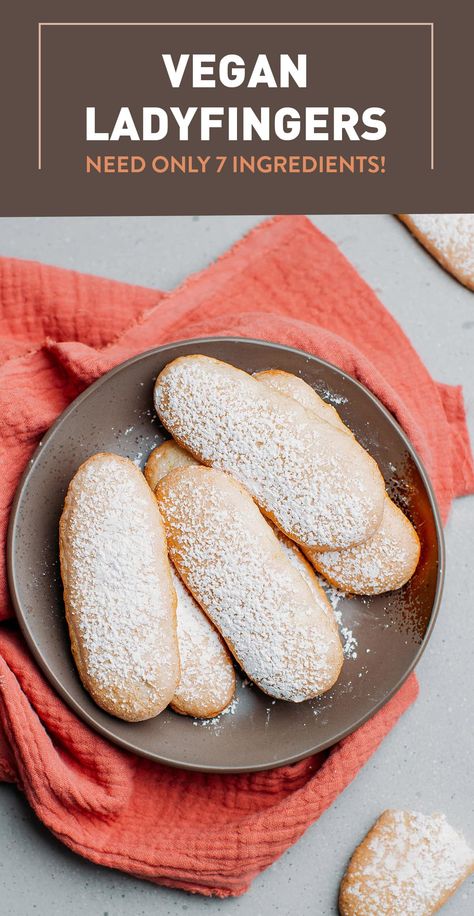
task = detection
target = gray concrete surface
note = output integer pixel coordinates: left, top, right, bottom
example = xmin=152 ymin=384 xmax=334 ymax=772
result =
xmin=0 ymin=215 xmax=473 ymax=915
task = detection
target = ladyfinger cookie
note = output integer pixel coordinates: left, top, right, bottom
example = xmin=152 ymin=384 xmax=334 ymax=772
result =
xmin=310 ymin=495 xmax=420 ymax=594
xmin=171 ymin=572 xmax=236 ymax=718
xmin=145 ymin=442 xmax=236 ymax=718
xmin=144 ymin=439 xmax=197 ymax=490
xmin=271 ymin=523 xmax=337 ymax=622
xmin=156 ymin=465 xmax=343 ymax=702
xmin=399 ymin=214 xmax=474 ymax=292
xmin=59 ymin=453 xmax=180 ymax=722
xmin=255 ymin=369 xmax=349 ymax=433
xmin=154 ymin=355 xmax=385 ymax=551
xmin=257 ymin=370 xmax=420 ymax=595
xmin=339 ymin=810 xmax=474 ymax=915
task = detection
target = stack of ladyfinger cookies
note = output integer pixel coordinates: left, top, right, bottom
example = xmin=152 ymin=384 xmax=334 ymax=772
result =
xmin=59 ymin=355 xmax=420 ymax=723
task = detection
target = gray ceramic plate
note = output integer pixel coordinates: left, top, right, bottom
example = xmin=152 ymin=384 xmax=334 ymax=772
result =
xmin=8 ymin=338 xmax=444 ymax=773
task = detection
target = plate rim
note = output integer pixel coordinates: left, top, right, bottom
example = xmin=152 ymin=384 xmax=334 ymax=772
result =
xmin=7 ymin=336 xmax=446 ymax=773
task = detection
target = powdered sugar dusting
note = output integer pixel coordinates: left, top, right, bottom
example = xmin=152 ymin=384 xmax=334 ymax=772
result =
xmin=317 ymin=579 xmax=358 ymax=659
xmin=341 ymin=810 xmax=474 ymax=915
xmin=406 ymin=213 xmax=474 ymax=280
xmin=255 ymin=369 xmax=419 ymax=596
xmin=157 ymin=467 xmax=343 ymax=702
xmin=321 ymin=389 xmax=348 ymax=406
xmin=255 ymin=369 xmax=349 ymax=433
xmin=155 ymin=356 xmax=384 ymax=550
xmin=142 ymin=441 xmax=235 ymax=718
xmin=323 ymin=582 xmax=345 ymax=612
xmin=171 ymin=570 xmax=235 ymax=716
xmin=271 ymin=524 xmax=334 ymax=621
xmin=193 ymin=694 xmax=240 ymax=731
xmin=309 ymin=497 xmax=420 ymax=595
xmin=333 ymin=609 xmax=358 ymax=660
xmin=60 ymin=454 xmax=179 ymax=719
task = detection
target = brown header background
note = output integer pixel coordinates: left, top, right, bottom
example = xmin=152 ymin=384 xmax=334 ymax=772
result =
xmin=1 ymin=1 xmax=473 ymax=215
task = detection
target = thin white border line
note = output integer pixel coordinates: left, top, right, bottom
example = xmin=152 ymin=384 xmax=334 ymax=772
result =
xmin=431 ymin=22 xmax=435 ymax=170
xmin=37 ymin=22 xmax=435 ymax=172
xmin=38 ymin=24 xmax=42 ymax=171
xmin=39 ymin=22 xmax=434 ymax=27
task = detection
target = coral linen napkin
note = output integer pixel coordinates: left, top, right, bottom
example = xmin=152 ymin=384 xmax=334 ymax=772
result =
xmin=0 ymin=216 xmax=472 ymax=897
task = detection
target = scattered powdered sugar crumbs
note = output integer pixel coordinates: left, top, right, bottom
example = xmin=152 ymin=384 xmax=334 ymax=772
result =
xmin=193 ymin=695 xmax=240 ymax=730
xmin=333 ymin=608 xmax=358 ymax=660
xmin=315 ymin=385 xmax=348 ymax=406
xmin=318 ymin=579 xmax=358 ymax=660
